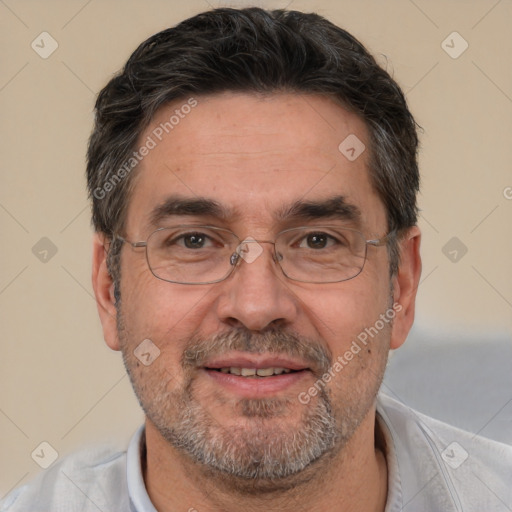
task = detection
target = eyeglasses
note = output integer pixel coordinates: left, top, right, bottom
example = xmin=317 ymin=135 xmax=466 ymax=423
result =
xmin=114 ymin=225 xmax=395 ymax=285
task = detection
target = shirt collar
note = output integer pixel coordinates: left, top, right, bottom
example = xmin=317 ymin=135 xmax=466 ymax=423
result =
xmin=376 ymin=402 xmax=403 ymax=512
xmin=126 ymin=424 xmax=158 ymax=512
xmin=126 ymin=408 xmax=403 ymax=512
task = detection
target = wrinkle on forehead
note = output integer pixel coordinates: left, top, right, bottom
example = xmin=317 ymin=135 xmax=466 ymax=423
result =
xmin=126 ymin=92 xmax=385 ymax=238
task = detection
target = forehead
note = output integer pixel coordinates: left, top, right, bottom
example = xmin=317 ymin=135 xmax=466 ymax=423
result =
xmin=125 ymin=92 xmax=386 ymax=236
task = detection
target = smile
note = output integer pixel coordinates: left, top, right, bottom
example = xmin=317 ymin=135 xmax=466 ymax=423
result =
xmin=209 ymin=367 xmax=295 ymax=377
xmin=200 ymin=354 xmax=312 ymax=398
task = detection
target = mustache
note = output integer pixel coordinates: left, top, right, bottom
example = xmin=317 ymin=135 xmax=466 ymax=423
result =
xmin=182 ymin=327 xmax=332 ymax=376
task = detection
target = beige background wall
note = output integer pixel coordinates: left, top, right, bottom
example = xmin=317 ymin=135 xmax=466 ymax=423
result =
xmin=1 ymin=0 xmax=511 ymax=497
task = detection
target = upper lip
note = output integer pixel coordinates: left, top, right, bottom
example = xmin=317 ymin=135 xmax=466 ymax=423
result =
xmin=203 ymin=353 xmax=310 ymax=371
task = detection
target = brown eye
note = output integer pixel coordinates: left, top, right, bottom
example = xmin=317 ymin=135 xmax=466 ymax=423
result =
xmin=182 ymin=233 xmax=207 ymax=249
xmin=306 ymin=233 xmax=328 ymax=249
xmin=298 ymin=232 xmax=337 ymax=249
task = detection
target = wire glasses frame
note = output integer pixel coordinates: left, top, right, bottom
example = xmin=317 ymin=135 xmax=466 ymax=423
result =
xmin=114 ymin=224 xmax=396 ymax=285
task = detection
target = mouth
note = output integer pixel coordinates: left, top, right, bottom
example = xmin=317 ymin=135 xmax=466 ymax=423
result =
xmin=201 ymin=354 xmax=313 ymax=398
xmin=208 ymin=367 xmax=296 ymax=377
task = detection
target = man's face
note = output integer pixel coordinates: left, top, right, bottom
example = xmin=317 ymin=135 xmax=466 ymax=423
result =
xmin=110 ymin=92 xmax=399 ymax=484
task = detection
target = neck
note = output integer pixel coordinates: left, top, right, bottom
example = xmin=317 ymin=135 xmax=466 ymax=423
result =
xmin=142 ymin=407 xmax=388 ymax=512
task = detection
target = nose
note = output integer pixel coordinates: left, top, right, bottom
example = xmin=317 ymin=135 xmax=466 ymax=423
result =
xmin=214 ymin=240 xmax=299 ymax=331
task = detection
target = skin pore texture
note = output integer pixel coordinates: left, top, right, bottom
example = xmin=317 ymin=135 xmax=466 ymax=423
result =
xmin=92 ymin=92 xmax=422 ymax=512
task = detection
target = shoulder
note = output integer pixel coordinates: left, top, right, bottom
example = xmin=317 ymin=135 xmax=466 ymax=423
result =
xmin=0 ymin=442 xmax=130 ymax=512
xmin=378 ymin=392 xmax=512 ymax=511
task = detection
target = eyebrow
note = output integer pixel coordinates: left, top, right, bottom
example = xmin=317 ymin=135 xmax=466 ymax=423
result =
xmin=144 ymin=194 xmax=362 ymax=231
xmin=276 ymin=195 xmax=362 ymax=226
xmin=146 ymin=195 xmax=234 ymax=230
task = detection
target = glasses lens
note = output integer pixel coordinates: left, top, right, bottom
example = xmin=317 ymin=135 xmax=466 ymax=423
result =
xmin=146 ymin=226 xmax=238 ymax=284
xmin=276 ymin=227 xmax=367 ymax=283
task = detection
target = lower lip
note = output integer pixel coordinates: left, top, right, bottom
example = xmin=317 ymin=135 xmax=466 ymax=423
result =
xmin=203 ymin=368 xmax=311 ymax=398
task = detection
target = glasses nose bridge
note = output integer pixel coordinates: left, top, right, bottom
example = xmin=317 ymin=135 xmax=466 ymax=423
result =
xmin=252 ymin=238 xmax=276 ymax=247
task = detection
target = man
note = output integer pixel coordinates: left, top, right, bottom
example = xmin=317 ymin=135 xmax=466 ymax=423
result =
xmin=2 ymin=7 xmax=511 ymax=512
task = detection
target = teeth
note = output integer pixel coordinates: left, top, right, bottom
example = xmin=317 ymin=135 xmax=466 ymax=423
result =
xmin=216 ymin=367 xmax=296 ymax=377
xmin=256 ymin=368 xmax=274 ymax=377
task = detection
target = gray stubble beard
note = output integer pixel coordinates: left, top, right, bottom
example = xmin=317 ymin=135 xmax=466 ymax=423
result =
xmin=117 ymin=316 xmax=388 ymax=493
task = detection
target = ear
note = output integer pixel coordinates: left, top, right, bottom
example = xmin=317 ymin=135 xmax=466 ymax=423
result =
xmin=390 ymin=226 xmax=422 ymax=350
xmin=91 ymin=232 xmax=121 ymax=351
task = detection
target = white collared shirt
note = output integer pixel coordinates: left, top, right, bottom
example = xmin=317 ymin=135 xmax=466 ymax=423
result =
xmin=2 ymin=393 xmax=511 ymax=511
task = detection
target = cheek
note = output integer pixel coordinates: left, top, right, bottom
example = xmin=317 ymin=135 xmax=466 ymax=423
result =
xmin=307 ymin=284 xmax=389 ymax=344
xmin=310 ymin=286 xmax=393 ymax=403
xmin=120 ymin=264 xmax=214 ymax=358
xmin=118 ymin=282 xmax=194 ymax=395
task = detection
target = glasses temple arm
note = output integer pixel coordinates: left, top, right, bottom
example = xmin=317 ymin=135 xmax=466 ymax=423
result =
xmin=366 ymin=229 xmax=398 ymax=247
